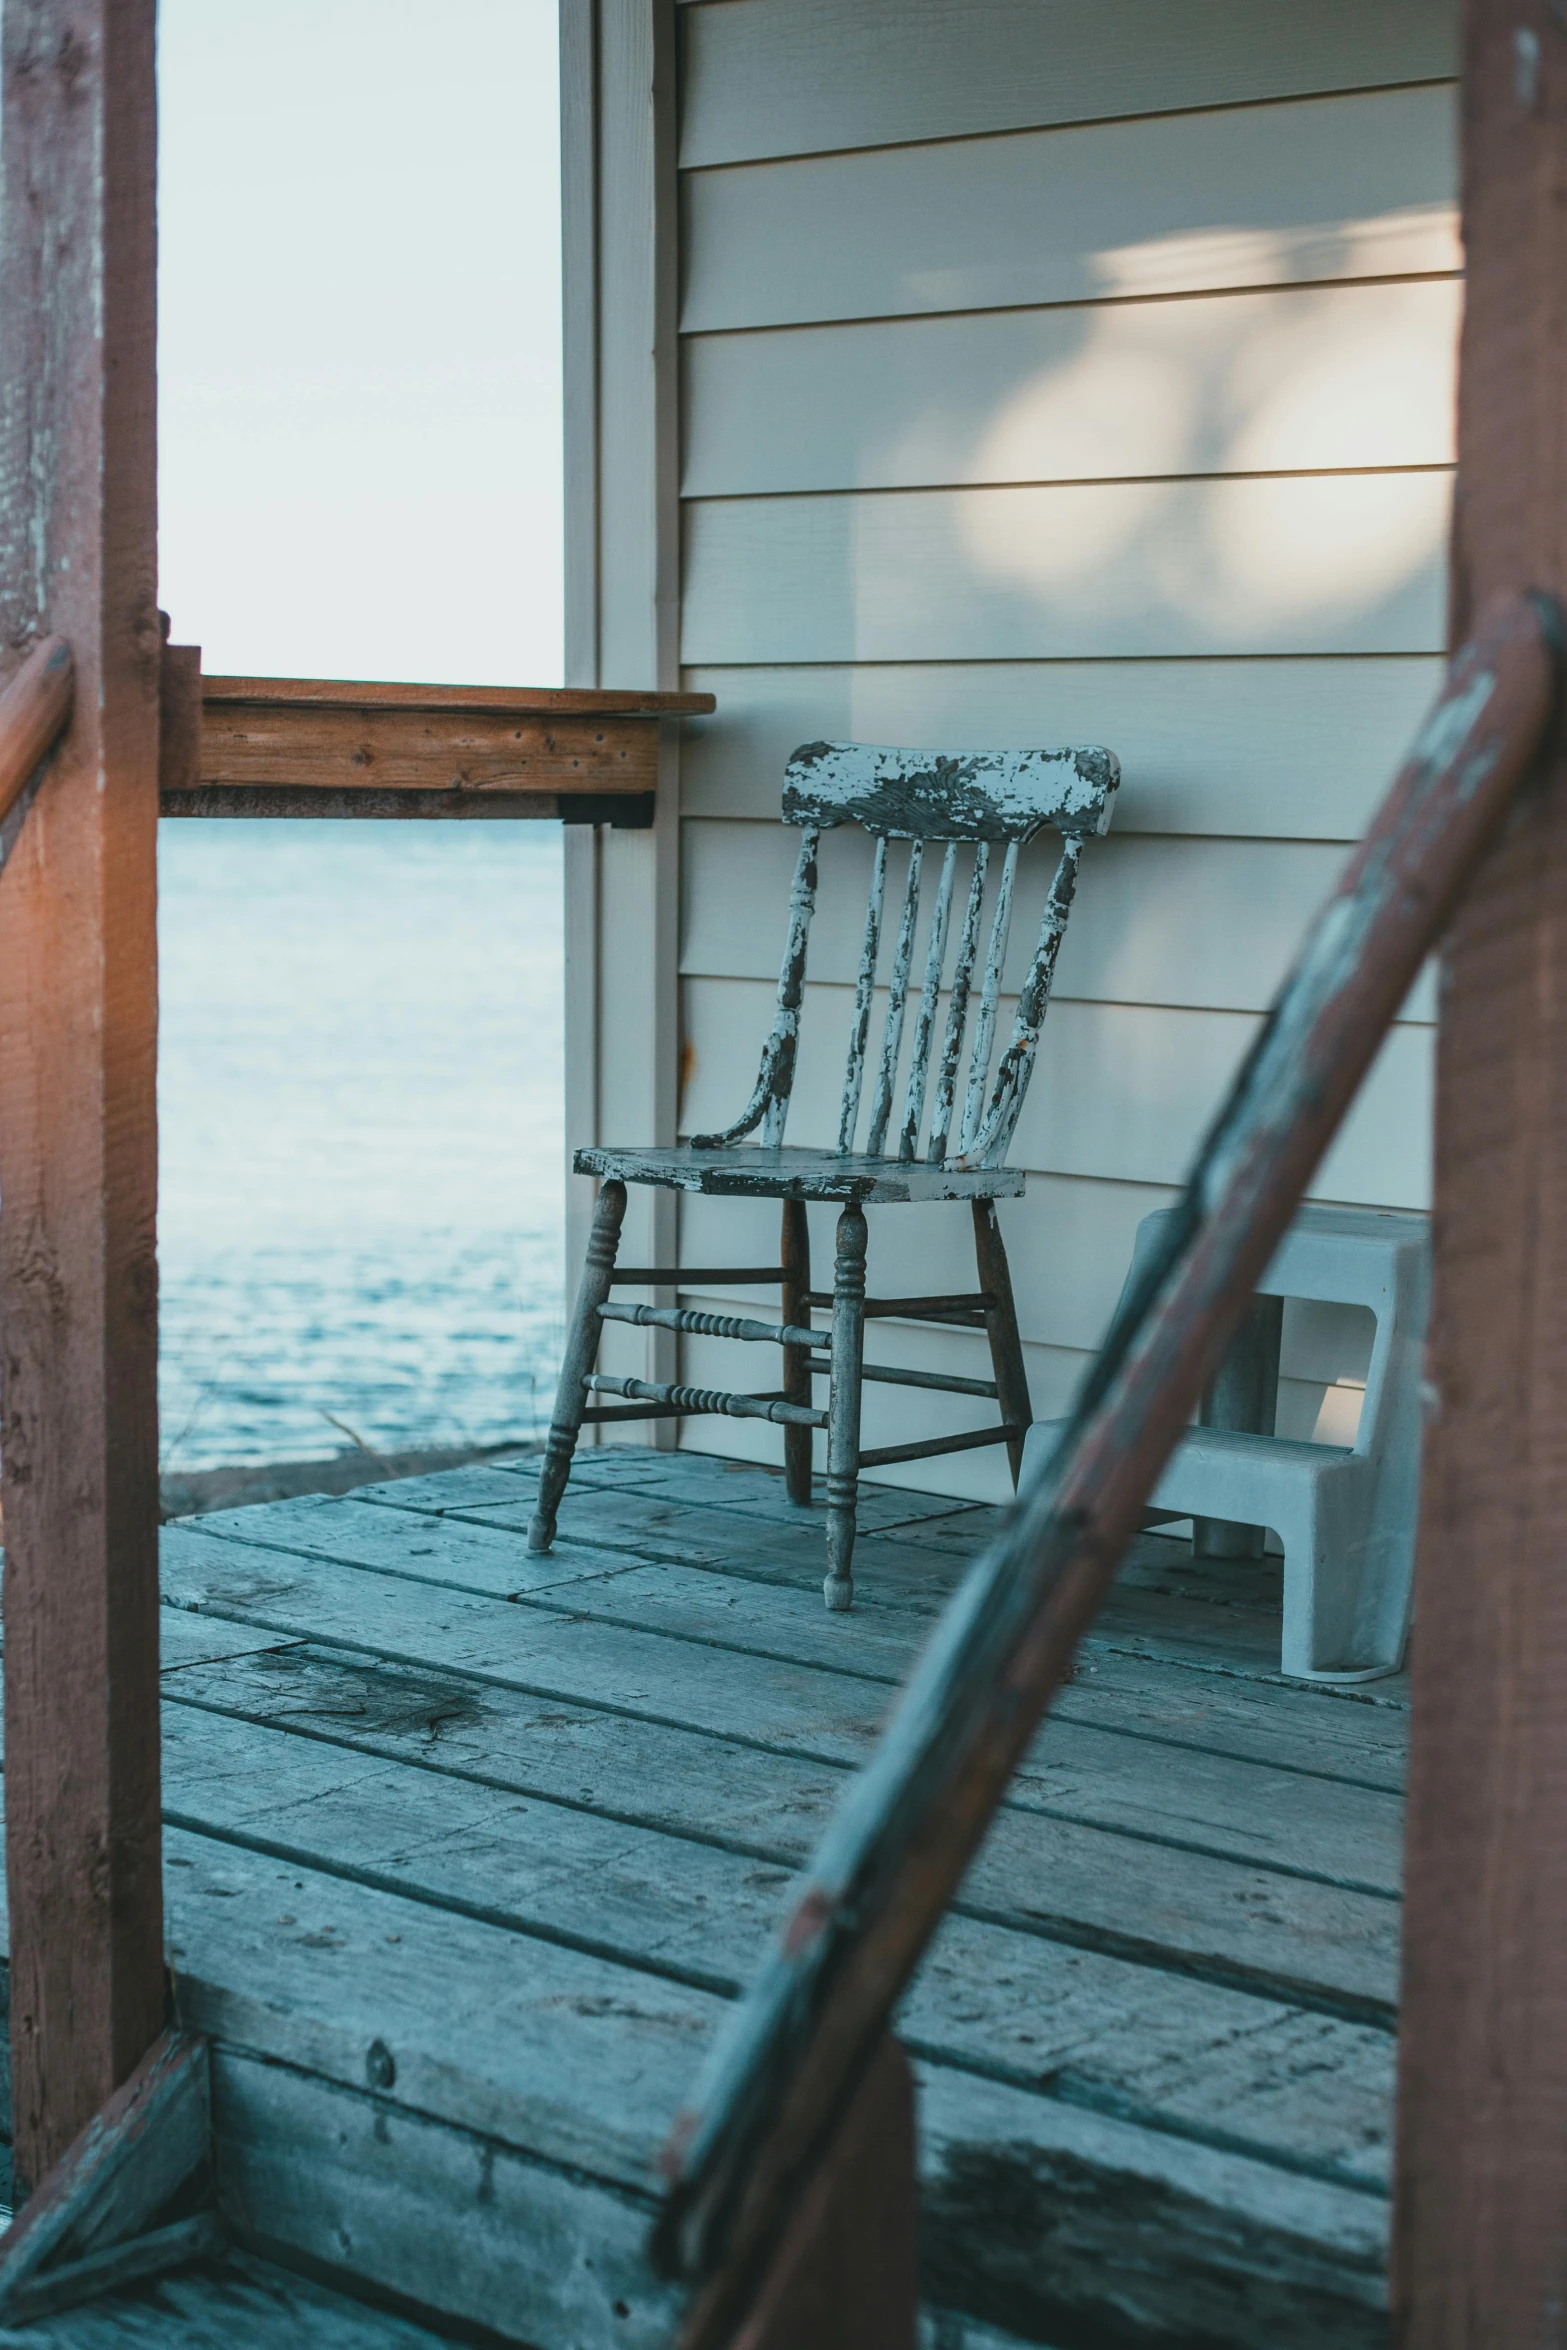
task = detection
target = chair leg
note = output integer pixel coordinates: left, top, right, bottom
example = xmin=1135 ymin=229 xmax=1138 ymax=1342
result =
xmin=781 ymin=1198 xmax=814 ymax=1506
xmin=528 ymin=1179 xmax=627 ymax=1553
xmin=824 ymin=1203 xmax=868 ymax=1611
xmin=972 ymin=1198 xmax=1032 ymax=1485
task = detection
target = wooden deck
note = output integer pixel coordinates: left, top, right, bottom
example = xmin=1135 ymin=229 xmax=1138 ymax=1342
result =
xmin=10 ymin=1447 xmax=1403 ymax=2346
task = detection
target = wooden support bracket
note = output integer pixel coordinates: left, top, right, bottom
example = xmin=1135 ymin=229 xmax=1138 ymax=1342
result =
xmin=0 ymin=2031 xmax=220 ymax=2327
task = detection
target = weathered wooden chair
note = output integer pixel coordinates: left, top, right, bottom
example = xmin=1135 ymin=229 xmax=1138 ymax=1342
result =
xmin=528 ymin=738 xmax=1120 ymax=1607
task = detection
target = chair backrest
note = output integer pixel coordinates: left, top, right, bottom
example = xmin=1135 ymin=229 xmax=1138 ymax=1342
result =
xmin=692 ymin=740 xmax=1119 ymax=1168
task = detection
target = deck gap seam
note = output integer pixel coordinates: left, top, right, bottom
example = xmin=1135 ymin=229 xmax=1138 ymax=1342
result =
xmin=139 ymin=1690 xmax=1397 ymax=2030
xmin=154 ymin=1602 xmax=1397 ymax=1898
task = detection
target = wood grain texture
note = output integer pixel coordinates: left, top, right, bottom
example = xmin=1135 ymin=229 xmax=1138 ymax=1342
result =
xmin=680 ymin=86 xmax=1459 ymax=333
xmin=311 ymin=1499 xmax=1404 ymax=1899
xmin=69 ymin=1445 xmax=1412 ymax=2346
xmin=682 ymin=2035 xmax=916 ymax=2350
xmin=683 ymin=280 xmax=1463 ymax=499
xmin=0 ymin=0 xmax=165 ymax=2188
xmin=915 ymin=2061 xmax=1387 ymax=2350
xmin=157 ymin=642 xmax=201 ymax=795
xmin=0 ymin=2031 xmax=201 ymax=2267
xmin=1392 ymin=2 xmax=1567 ymax=2341
xmin=200 ymin=676 xmax=713 ymax=715
xmin=0 ymin=2029 xmax=211 ymax=2325
xmin=193 ymin=702 xmax=662 ymax=796
xmin=678 ymin=0 xmax=1458 ymax=168
xmin=681 ymin=477 xmax=1450 ymax=666
xmin=9 ymin=2248 xmax=457 ymax=2348
xmin=155 ymin=1522 xmax=1403 ymax=2015
xmin=210 ymin=2049 xmax=686 ymax=2350
xmin=159 ymin=785 xmax=658 ymax=825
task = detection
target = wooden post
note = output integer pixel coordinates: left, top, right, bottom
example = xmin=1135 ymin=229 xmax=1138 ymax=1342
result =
xmin=1393 ymin=3 xmax=1567 ymax=2339
xmin=0 ymin=0 xmax=165 ymax=2189
xmin=675 ymin=2037 xmax=917 ymax=2350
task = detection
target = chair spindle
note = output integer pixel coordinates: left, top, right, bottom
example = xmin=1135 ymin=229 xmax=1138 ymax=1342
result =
xmin=958 ymin=834 xmax=1084 ymax=1168
xmin=838 ymin=836 xmax=889 ymax=1153
xmin=958 ymin=839 xmax=1018 ymax=1156
xmin=899 ymin=842 xmax=958 ymax=1160
xmin=865 ymin=840 xmax=924 ymax=1157
xmin=928 ymin=843 xmax=990 ymax=1166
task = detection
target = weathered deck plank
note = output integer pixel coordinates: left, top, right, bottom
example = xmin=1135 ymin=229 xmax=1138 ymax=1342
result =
xmin=144 ymin=1687 xmax=1394 ymax=2187
xmin=166 ymin=1494 xmax=1403 ymax=1889
xmin=159 ymin=1592 xmax=1402 ymax=1897
xmin=365 ymin=1465 xmax=1307 ymax=1674
xmin=159 ymin=1526 xmax=1398 ymax=2014
xmin=12 ymin=2248 xmax=462 ymax=2347
xmin=113 ymin=1449 xmax=1404 ymax=2344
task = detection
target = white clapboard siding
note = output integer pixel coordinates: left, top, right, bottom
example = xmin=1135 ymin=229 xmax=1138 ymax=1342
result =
xmin=679 ymin=976 xmax=1433 ymax=1207
xmin=665 ymin=0 xmax=1450 ymax=1486
xmin=680 ymin=819 xmax=1439 ymax=1022
xmin=684 ymin=280 xmax=1462 ymax=499
xmin=679 ymin=658 xmax=1446 ymax=841
xmin=681 ymin=86 xmax=1459 ymax=333
xmin=679 ymin=0 xmax=1459 ymax=169
xmin=682 ymin=475 xmax=1450 ymax=666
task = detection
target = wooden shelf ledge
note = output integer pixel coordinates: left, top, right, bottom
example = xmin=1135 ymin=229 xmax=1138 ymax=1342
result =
xmin=158 ymin=650 xmax=714 ymax=820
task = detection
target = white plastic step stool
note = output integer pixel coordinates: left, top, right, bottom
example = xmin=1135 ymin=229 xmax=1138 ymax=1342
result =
xmin=1022 ymin=1204 xmax=1431 ymax=1682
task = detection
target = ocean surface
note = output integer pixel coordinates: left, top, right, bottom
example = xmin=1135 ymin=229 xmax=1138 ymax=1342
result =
xmin=157 ymin=821 xmax=565 ymax=1472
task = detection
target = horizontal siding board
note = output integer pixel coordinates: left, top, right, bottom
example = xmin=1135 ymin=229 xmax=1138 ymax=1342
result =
xmin=680 ymin=658 xmax=1446 ymax=841
xmin=680 ymin=819 xmax=1439 ymax=1021
xmin=682 ymin=476 xmax=1450 ymax=665
xmin=683 ymin=279 xmax=1462 ymax=497
xmin=681 ymin=86 xmax=1459 ymax=332
xmin=679 ymin=0 xmax=1458 ymax=167
xmin=678 ymin=976 xmax=1433 ymax=1205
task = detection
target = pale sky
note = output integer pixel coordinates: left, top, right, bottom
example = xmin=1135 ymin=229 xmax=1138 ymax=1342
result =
xmin=157 ymin=0 xmax=563 ymax=686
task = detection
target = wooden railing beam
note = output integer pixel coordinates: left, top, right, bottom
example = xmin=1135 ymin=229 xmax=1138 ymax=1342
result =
xmin=157 ymin=652 xmax=711 ymax=819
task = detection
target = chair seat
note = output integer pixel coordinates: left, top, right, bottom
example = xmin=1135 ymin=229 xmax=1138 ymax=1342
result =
xmin=574 ymin=1143 xmax=1028 ymax=1204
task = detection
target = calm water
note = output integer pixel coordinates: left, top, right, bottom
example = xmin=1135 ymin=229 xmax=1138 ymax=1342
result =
xmin=157 ymin=822 xmax=565 ymax=1470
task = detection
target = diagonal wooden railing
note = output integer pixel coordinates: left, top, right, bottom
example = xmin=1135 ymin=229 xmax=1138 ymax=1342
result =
xmin=0 ymin=636 xmax=73 ymax=826
xmin=651 ymin=589 xmax=1561 ymax=2350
